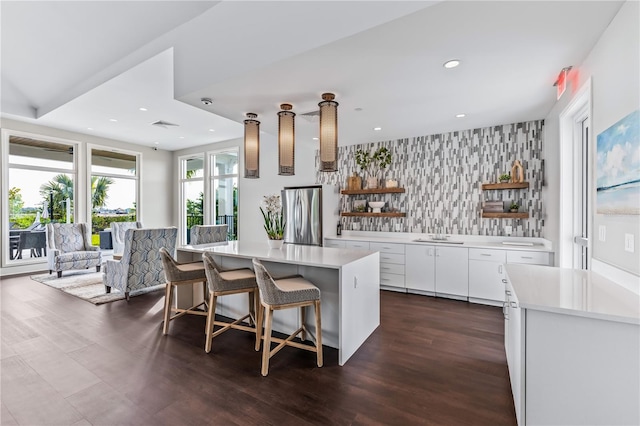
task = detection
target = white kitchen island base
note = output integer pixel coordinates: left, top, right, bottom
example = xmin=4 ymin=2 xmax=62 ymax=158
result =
xmin=177 ymin=241 xmax=380 ymax=366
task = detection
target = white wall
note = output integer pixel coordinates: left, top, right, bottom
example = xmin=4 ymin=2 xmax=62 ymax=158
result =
xmin=544 ymin=1 xmax=640 ymax=280
xmin=173 ymin=131 xmax=320 ymax=243
xmin=0 ymin=118 xmax=174 ymax=276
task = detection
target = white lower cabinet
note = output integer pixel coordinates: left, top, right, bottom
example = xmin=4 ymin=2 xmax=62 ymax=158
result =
xmin=370 ymin=242 xmax=405 ymax=291
xmin=504 ymin=280 xmax=524 ymax=425
xmin=406 ymin=245 xmax=469 ymax=299
xmin=324 ymin=239 xmax=345 ymax=248
xmin=468 ymin=248 xmax=507 ymax=305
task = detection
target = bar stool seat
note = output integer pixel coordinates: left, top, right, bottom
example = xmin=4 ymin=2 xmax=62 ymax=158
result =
xmin=159 ymin=247 xmax=207 ymax=335
xmin=252 ymin=258 xmax=323 ymax=377
xmin=202 ymin=252 xmax=258 ymax=353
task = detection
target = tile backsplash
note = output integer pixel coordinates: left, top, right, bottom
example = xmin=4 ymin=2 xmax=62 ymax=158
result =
xmin=316 ymin=120 xmax=544 ymax=237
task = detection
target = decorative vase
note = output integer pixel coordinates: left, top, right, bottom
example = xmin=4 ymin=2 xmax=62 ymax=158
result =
xmin=511 ymin=160 xmax=524 ymax=183
xmin=366 ymin=176 xmax=378 ymax=189
xmin=385 ymin=179 xmax=398 ymax=188
xmin=267 ymin=239 xmax=284 ymax=249
xmin=510 ymin=208 xmax=518 ymax=213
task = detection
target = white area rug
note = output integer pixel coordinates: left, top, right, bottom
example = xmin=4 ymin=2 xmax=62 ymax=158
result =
xmin=30 ymin=269 xmax=164 ymax=305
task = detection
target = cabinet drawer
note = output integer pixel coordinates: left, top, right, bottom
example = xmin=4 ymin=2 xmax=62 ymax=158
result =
xmin=324 ymin=240 xmax=345 ymax=248
xmin=381 ymin=272 xmax=405 ymax=287
xmin=369 ymin=242 xmax=405 ymax=254
xmin=507 ymin=250 xmax=550 ymax=265
xmin=345 ymin=240 xmax=370 ymax=250
xmin=379 ymin=263 xmax=404 ymax=275
xmin=380 ymin=253 xmax=404 ymax=264
xmin=469 ymin=248 xmax=506 ymax=262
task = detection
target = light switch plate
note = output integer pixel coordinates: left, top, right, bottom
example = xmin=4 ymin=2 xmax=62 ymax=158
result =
xmin=504 ymin=225 xmax=513 ymax=236
xmin=624 ymin=234 xmax=634 ymax=253
xmin=599 ymin=225 xmax=606 ymax=242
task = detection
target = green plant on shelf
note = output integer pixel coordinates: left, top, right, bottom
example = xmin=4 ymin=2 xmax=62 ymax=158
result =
xmin=509 ymin=202 xmax=520 ymax=212
xmin=499 ymin=173 xmax=511 ymax=183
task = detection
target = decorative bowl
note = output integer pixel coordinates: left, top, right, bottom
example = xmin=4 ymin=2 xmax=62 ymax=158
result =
xmin=368 ymin=201 xmax=385 ymax=213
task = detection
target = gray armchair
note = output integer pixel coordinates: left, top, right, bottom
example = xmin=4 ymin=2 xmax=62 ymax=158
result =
xmin=190 ymin=224 xmax=228 ymax=245
xmin=103 ymin=227 xmax=177 ymax=300
xmin=110 ymin=221 xmax=143 ymax=254
xmin=46 ymin=223 xmax=102 ymax=278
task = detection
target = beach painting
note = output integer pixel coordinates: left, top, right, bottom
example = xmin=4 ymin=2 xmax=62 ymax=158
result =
xmin=596 ymin=109 xmax=640 ymax=215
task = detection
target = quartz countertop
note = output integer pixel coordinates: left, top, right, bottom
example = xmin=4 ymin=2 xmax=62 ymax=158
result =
xmin=326 ymin=232 xmax=553 ymax=252
xmin=506 ymin=264 xmax=640 ymax=325
xmin=179 ymin=240 xmax=377 ymax=269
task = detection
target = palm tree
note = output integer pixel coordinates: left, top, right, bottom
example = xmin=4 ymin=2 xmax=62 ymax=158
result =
xmin=91 ymin=176 xmax=114 ymax=210
xmin=40 ymin=174 xmax=74 ymax=221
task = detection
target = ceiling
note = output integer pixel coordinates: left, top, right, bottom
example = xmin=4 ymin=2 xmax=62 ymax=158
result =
xmin=0 ymin=1 xmax=624 ymax=151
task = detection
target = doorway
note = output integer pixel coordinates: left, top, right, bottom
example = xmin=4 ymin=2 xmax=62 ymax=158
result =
xmin=559 ymin=79 xmax=592 ymax=269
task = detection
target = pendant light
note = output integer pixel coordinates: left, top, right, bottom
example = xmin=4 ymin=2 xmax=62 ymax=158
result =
xmin=318 ymin=93 xmax=338 ymax=172
xmin=243 ymin=113 xmax=260 ymax=178
xmin=278 ymin=103 xmax=295 ymax=176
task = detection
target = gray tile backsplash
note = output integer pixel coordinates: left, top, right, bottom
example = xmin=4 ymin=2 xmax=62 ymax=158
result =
xmin=316 ymin=120 xmax=544 ymax=237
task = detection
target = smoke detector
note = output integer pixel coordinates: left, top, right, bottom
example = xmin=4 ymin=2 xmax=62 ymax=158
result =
xmin=201 ymin=98 xmax=213 ymax=105
xmin=151 ymin=120 xmax=179 ymax=129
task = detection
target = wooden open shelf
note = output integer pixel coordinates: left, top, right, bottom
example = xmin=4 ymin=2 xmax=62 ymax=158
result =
xmin=341 ymin=212 xmax=406 ymax=218
xmin=481 ymin=182 xmax=529 ymax=190
xmin=340 ymin=188 xmax=405 ymax=195
xmin=481 ymin=212 xmax=529 ymax=219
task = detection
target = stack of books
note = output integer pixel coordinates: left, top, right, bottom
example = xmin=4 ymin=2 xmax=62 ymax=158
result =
xmin=483 ymin=201 xmax=504 ymax=213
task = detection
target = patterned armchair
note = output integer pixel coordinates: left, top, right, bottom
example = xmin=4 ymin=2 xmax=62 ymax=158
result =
xmin=190 ymin=224 xmax=228 ymax=245
xmin=46 ymin=223 xmax=102 ymax=278
xmin=110 ymin=221 xmax=143 ymax=254
xmin=103 ymin=227 xmax=177 ymax=300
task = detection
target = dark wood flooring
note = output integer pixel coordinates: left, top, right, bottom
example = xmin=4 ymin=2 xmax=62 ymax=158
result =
xmin=1 ymin=273 xmax=516 ymax=425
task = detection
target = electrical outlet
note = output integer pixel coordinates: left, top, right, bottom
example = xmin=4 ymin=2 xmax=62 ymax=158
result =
xmin=624 ymin=234 xmax=634 ymax=253
xmin=599 ymin=225 xmax=606 ymax=242
xmin=504 ymin=225 xmax=513 ymax=236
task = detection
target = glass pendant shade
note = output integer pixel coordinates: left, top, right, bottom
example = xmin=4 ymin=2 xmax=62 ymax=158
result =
xmin=278 ymin=104 xmax=295 ymax=176
xmin=243 ymin=113 xmax=260 ymax=178
xmin=318 ymin=93 xmax=338 ymax=172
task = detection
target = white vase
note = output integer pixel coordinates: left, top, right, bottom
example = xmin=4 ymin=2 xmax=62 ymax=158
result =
xmin=267 ymin=239 xmax=284 ymax=249
xmin=366 ymin=176 xmax=378 ymax=189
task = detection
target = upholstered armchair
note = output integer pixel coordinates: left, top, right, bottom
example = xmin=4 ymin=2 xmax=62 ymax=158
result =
xmin=190 ymin=224 xmax=228 ymax=245
xmin=110 ymin=221 xmax=143 ymax=254
xmin=103 ymin=227 xmax=177 ymax=300
xmin=46 ymin=223 xmax=102 ymax=278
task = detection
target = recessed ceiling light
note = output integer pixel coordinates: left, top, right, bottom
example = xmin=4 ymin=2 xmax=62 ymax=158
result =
xmin=209 ymin=128 xmax=215 ymax=132
xmin=312 ymin=137 xmax=319 ymax=141
xmin=179 ymin=136 xmax=185 ymax=139
xmin=109 ymin=118 xmax=118 ymax=122
xmin=443 ymin=59 xmax=461 ymax=69
xmin=139 ymin=107 xmax=148 ymax=111
xmin=456 ymin=113 xmax=466 ymax=118
xmin=374 ymin=127 xmax=382 ymax=131
xmin=154 ymin=142 xmax=160 ymax=145
xmin=87 ymin=127 xmax=93 ymax=130
xmin=354 ymin=107 xmax=363 ymax=112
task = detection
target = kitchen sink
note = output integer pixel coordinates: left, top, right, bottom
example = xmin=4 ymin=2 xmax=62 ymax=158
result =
xmin=411 ymin=238 xmax=464 ymax=244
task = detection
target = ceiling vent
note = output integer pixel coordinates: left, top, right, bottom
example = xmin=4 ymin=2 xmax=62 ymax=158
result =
xmin=151 ymin=120 xmax=179 ymax=129
xmin=300 ymin=110 xmax=320 ymax=123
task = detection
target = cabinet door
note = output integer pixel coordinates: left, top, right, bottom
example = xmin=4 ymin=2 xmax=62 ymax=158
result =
xmin=324 ymin=239 xmax=345 ymax=248
xmin=469 ymin=259 xmax=505 ymax=302
xmin=344 ymin=240 xmax=370 ymax=250
xmin=435 ymin=246 xmax=469 ymax=298
xmin=405 ymin=245 xmax=435 ymax=292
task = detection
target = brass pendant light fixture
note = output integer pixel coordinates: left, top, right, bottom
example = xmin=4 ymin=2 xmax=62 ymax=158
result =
xmin=318 ymin=93 xmax=338 ymax=172
xmin=243 ymin=113 xmax=260 ymax=178
xmin=277 ymin=103 xmax=295 ymax=176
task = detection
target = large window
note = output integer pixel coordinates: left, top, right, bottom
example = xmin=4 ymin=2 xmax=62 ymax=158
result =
xmin=5 ymin=134 xmax=77 ymax=263
xmin=90 ymin=148 xmax=139 ymax=245
xmin=180 ymin=155 xmax=204 ymax=244
xmin=210 ymin=150 xmax=238 ymax=240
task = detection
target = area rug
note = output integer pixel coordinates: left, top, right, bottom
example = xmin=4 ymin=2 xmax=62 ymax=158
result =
xmin=30 ymin=269 xmax=164 ymax=305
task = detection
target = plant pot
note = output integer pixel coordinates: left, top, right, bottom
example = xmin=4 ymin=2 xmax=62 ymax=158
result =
xmin=510 ymin=209 xmax=518 ymax=213
xmin=267 ymin=239 xmax=284 ymax=249
xmin=366 ymin=176 xmax=378 ymax=189
xmin=500 ymin=179 xmax=510 ymax=184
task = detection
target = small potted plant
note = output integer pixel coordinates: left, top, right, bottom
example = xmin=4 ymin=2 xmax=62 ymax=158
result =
xmin=373 ymin=147 xmax=392 ymax=185
xmin=499 ymin=173 xmax=511 ymax=183
xmin=509 ymin=202 xmax=520 ymax=213
xmin=260 ymin=194 xmax=286 ymax=249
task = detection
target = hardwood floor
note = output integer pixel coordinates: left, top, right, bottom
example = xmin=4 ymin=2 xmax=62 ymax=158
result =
xmin=1 ymin=273 xmax=516 ymax=425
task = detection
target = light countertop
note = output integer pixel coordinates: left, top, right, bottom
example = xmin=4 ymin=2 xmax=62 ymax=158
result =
xmin=179 ymin=240 xmax=378 ymax=269
xmin=506 ymin=264 xmax=640 ymax=325
xmin=326 ymin=231 xmax=553 ymax=252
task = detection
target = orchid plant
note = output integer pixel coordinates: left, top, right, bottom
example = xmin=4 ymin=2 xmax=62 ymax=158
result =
xmin=260 ymin=194 xmax=286 ymax=240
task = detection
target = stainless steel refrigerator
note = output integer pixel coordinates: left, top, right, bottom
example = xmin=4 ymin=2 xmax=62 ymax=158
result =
xmin=282 ymin=185 xmax=323 ymax=246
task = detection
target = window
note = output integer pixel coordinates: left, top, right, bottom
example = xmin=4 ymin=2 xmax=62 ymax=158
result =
xmin=210 ymin=149 xmax=238 ymax=240
xmin=90 ymin=148 xmax=139 ymax=244
xmin=180 ymin=155 xmax=204 ymax=244
xmin=4 ymin=134 xmax=77 ymax=264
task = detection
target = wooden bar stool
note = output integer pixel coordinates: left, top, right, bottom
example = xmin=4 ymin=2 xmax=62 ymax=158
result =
xmin=252 ymin=258 xmax=323 ymax=377
xmin=159 ymin=247 xmax=208 ymax=335
xmin=202 ymin=252 xmax=259 ymax=353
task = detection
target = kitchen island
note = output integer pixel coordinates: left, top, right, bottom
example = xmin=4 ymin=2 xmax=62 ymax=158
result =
xmin=177 ymin=241 xmax=380 ymax=366
xmin=504 ymin=264 xmax=639 ymax=426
